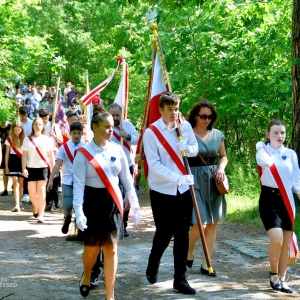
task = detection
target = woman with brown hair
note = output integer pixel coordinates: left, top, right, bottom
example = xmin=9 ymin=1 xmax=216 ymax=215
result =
xmin=21 ymin=117 xmax=55 ymax=223
xmin=186 ymin=99 xmax=228 ymax=276
xmin=5 ymin=120 xmax=25 ymax=212
xmin=73 ymin=112 xmax=140 ymax=299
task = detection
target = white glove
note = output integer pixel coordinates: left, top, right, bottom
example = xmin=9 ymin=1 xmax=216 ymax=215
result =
xmin=178 ymin=175 xmax=194 ymax=185
xmin=178 ymin=141 xmax=190 ymax=153
xmin=125 ymin=189 xmax=140 ymax=226
xmin=74 ymin=205 xmax=87 ymax=231
xmin=256 ymin=141 xmax=265 ymax=151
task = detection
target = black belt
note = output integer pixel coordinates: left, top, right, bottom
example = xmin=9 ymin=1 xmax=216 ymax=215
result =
xmin=187 ymin=156 xmax=217 ymax=167
xmin=261 ymin=185 xmax=281 ymax=195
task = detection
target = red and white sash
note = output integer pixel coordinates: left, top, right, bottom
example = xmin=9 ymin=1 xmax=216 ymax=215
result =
xmin=28 ymin=136 xmax=51 ymax=170
xmin=6 ymin=137 xmax=22 ymax=158
xmin=112 ymin=131 xmax=131 ymax=152
xmin=148 ymin=124 xmax=186 ymax=175
xmin=258 ymin=147 xmax=298 ymax=259
xmin=76 ymin=147 xmax=123 ymax=218
xmin=63 ymin=143 xmax=74 ymax=164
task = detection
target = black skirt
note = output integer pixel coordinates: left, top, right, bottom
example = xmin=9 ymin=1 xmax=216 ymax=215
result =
xmin=83 ymin=186 xmax=123 ymax=246
xmin=259 ymin=185 xmax=293 ymax=231
xmin=6 ymin=154 xmax=23 ymax=177
xmin=27 ymin=167 xmax=49 ymax=182
xmin=0 ymin=148 xmax=5 ymax=169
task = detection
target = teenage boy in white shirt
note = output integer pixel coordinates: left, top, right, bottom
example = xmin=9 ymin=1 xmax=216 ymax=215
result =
xmin=143 ymin=92 xmax=198 ymax=295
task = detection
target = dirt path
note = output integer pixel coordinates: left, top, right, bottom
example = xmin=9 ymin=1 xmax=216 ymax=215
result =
xmin=0 ymin=182 xmax=299 ymax=300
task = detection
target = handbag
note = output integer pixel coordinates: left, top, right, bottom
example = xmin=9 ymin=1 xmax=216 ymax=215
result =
xmin=197 ymin=153 xmax=230 ymax=195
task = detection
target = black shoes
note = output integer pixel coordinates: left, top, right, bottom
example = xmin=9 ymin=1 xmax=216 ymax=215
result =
xmin=79 ymin=273 xmax=90 ymax=297
xmin=55 ymin=201 xmax=62 ymax=208
xmin=124 ymin=229 xmax=129 ymax=237
xmin=146 ymin=259 xmax=160 ymax=284
xmin=33 ymin=213 xmax=38 ymax=218
xmin=173 ymin=275 xmax=196 ymax=295
xmin=1 ymin=190 xmax=8 ymax=196
xmin=90 ymin=271 xmax=99 ymax=288
xmin=280 ymin=279 xmax=293 ymax=293
xmin=200 ymin=265 xmax=216 ymax=277
xmin=45 ymin=203 xmax=52 ymax=211
xmin=61 ymin=217 xmax=72 ymax=234
xmin=270 ymin=272 xmax=281 ymax=291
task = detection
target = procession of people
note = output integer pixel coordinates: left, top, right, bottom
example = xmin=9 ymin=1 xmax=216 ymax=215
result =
xmin=0 ymin=79 xmax=299 ymax=299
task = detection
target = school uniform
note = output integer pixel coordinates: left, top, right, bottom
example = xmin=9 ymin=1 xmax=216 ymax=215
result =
xmin=56 ymin=140 xmax=85 ymax=218
xmin=21 ymin=135 xmax=53 ymax=181
xmin=5 ymin=137 xmax=22 ymax=177
xmin=256 ymin=143 xmax=300 ymax=231
xmin=73 ymin=140 xmax=133 ymax=246
xmin=143 ymin=118 xmax=198 ymax=279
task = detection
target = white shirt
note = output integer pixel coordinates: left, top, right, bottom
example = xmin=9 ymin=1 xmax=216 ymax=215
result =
xmin=21 ymin=118 xmax=33 ymax=137
xmin=143 ymin=118 xmax=198 ymax=195
xmin=110 ymin=120 xmax=139 ymax=167
xmin=56 ymin=140 xmax=85 ymax=185
xmin=73 ymin=140 xmax=133 ymax=206
xmin=21 ymin=135 xmax=54 ymax=168
xmin=5 ymin=137 xmax=22 ymax=155
xmin=256 ymin=143 xmax=300 ymax=194
xmin=44 ymin=121 xmax=63 ymax=149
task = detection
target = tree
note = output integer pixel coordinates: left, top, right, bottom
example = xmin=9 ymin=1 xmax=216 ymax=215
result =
xmin=291 ymin=0 xmax=300 ymax=155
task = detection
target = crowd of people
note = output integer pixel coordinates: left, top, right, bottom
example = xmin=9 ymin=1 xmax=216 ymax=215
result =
xmin=0 ymin=82 xmax=298 ymax=298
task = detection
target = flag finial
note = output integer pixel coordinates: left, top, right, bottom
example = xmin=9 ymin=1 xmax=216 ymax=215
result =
xmin=150 ymin=23 xmax=158 ymax=31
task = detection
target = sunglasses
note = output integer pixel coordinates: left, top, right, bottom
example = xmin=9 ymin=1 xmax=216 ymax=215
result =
xmin=198 ymin=114 xmax=213 ymax=120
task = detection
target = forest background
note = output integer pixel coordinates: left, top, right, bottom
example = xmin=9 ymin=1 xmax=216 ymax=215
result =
xmin=0 ymin=0 xmax=299 ymax=231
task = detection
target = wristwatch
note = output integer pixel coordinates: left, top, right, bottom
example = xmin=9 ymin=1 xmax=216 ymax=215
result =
xmin=127 ymin=134 xmax=131 ymax=141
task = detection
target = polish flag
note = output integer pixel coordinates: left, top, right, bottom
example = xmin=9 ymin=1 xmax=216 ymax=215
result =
xmin=81 ymin=57 xmax=122 ymax=106
xmin=148 ymin=52 xmax=167 ymax=125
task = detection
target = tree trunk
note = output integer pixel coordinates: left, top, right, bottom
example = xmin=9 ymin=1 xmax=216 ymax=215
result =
xmin=291 ymin=0 xmax=300 ymax=155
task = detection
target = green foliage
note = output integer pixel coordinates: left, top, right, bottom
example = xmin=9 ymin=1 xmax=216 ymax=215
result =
xmin=0 ymin=0 xmax=295 ymax=199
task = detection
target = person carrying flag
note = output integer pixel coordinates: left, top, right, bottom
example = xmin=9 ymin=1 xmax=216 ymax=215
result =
xmin=143 ymin=92 xmax=198 ymax=295
xmin=108 ymin=102 xmax=139 ymax=237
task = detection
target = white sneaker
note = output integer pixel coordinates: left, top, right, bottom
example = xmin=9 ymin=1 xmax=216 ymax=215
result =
xmin=22 ymin=194 xmax=30 ymax=203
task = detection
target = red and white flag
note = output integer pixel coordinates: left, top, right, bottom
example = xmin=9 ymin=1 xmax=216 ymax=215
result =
xmin=114 ymin=58 xmax=129 ymax=120
xmin=148 ymin=52 xmax=167 ymax=125
xmin=81 ymin=57 xmax=123 ymax=106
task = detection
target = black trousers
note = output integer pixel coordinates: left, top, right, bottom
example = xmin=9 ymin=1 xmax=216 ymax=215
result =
xmin=46 ymin=176 xmax=59 ymax=205
xmin=148 ymin=189 xmax=193 ymax=277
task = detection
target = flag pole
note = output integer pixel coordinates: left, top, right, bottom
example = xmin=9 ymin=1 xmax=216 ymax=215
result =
xmin=120 ymin=48 xmax=127 ymax=146
xmin=52 ymin=76 xmax=60 ymax=128
xmin=84 ymin=70 xmax=91 ymax=123
xmin=151 ymin=23 xmax=214 ymax=274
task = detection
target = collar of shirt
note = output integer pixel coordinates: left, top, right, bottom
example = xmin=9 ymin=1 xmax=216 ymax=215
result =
xmin=266 ymin=143 xmax=285 ymax=155
xmin=90 ymin=140 xmax=107 ymax=153
xmin=158 ymin=118 xmax=178 ymax=132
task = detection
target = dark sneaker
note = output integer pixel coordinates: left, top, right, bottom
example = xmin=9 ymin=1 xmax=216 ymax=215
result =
xmin=45 ymin=203 xmax=52 ymax=211
xmin=90 ymin=271 xmax=99 ymax=288
xmin=146 ymin=259 xmax=160 ymax=284
xmin=173 ymin=275 xmax=196 ymax=295
xmin=124 ymin=229 xmax=129 ymax=237
xmin=61 ymin=217 xmax=72 ymax=234
xmin=55 ymin=201 xmax=62 ymax=208
xmin=0 ymin=190 xmax=8 ymax=196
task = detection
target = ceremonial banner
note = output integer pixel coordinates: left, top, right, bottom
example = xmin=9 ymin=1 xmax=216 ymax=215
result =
xmin=55 ymin=91 xmax=70 ymax=145
xmin=137 ymin=24 xmax=172 ymax=178
xmin=114 ymin=57 xmax=129 ymax=120
xmin=81 ymin=57 xmax=123 ymax=106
